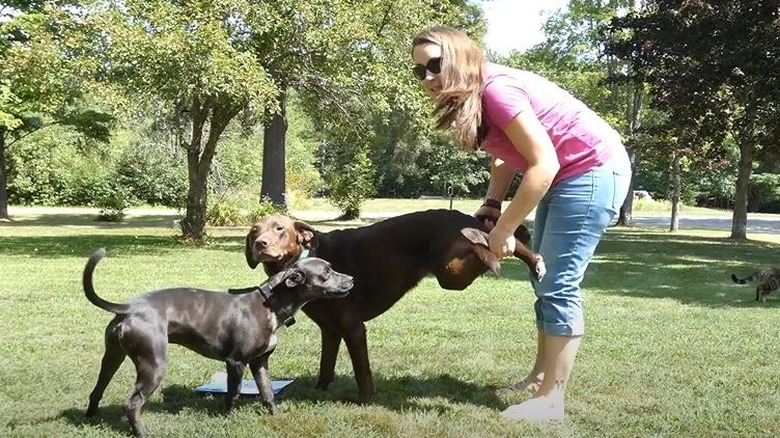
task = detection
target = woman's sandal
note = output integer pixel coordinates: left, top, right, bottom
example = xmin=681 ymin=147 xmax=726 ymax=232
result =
xmin=495 ymin=377 xmax=542 ymax=395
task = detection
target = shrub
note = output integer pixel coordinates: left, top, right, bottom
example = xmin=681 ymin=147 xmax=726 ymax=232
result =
xmin=206 ymin=193 xmax=283 ymax=227
xmin=116 ymin=142 xmax=187 ymax=208
xmin=322 ymin=144 xmax=375 ymax=220
xmin=96 ymin=186 xmax=129 ymax=222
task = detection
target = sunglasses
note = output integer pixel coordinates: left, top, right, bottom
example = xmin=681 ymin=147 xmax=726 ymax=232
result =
xmin=412 ymin=57 xmax=442 ymax=80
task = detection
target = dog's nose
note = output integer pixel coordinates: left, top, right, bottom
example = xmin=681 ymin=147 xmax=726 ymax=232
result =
xmin=254 ymin=238 xmax=268 ymax=249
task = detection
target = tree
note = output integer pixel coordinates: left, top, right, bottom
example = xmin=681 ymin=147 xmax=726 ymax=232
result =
xmin=257 ymin=0 xmax=486 ymax=216
xmin=503 ymin=0 xmax=649 ymax=225
xmin=604 ymin=0 xmax=780 ymax=239
xmin=0 ymin=6 xmax=113 ymax=220
xmin=88 ymin=1 xmax=278 ymax=240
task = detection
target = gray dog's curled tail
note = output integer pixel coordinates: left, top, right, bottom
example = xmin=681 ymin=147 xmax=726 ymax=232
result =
xmin=83 ymin=248 xmax=131 ymax=314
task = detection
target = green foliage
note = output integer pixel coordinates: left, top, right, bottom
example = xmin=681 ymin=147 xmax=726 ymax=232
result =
xmin=749 ymin=173 xmax=780 ymax=212
xmin=420 ymin=140 xmax=491 ymax=197
xmin=96 ymin=186 xmax=129 ymax=222
xmin=116 ymin=141 xmax=188 ymax=208
xmin=322 ymin=144 xmax=376 ymax=219
xmin=0 ymin=79 xmax=22 ymax=130
xmin=206 ymin=194 xmax=283 ymax=227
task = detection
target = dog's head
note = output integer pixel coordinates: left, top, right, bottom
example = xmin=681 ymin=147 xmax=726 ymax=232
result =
xmin=268 ymin=257 xmax=353 ymax=301
xmin=245 ymin=215 xmax=318 ymax=270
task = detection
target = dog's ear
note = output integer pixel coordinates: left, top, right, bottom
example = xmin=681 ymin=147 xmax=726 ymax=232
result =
xmin=284 ymin=269 xmax=305 ymax=288
xmin=294 ymin=221 xmax=318 ymax=250
xmin=461 ymin=227 xmax=500 ymax=275
xmin=245 ymin=230 xmax=260 ymax=269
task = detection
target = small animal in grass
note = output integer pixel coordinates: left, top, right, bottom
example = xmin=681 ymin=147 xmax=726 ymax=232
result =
xmin=731 ymin=267 xmax=780 ymax=303
xmin=81 ymin=248 xmax=353 ymax=438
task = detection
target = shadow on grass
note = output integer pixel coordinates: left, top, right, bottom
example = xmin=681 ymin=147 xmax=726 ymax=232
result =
xmin=0 ymin=231 xmax=246 ymax=259
xmin=57 ymin=374 xmax=503 ymax=435
xmin=0 ymin=233 xmax=187 ymax=259
xmin=57 ymin=385 xmax=229 ymax=437
xmin=542 ymin=228 xmax=778 ymax=308
xmin=0 ymin=213 xmax=179 ymax=228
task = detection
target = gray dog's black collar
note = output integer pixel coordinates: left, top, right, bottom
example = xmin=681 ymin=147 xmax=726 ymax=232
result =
xmin=258 ymin=283 xmax=296 ymax=327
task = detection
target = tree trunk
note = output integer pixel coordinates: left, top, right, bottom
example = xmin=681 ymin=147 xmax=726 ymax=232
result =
xmin=729 ymin=85 xmax=758 ymax=240
xmin=731 ymin=139 xmax=753 ymax=240
xmin=0 ymin=126 xmax=9 ymax=221
xmin=617 ymin=85 xmax=643 ymax=226
xmin=617 ymin=148 xmax=636 ymax=226
xmin=180 ymin=98 xmax=237 ymax=241
xmin=261 ymin=89 xmax=288 ymax=208
xmin=669 ymin=151 xmax=681 ymax=232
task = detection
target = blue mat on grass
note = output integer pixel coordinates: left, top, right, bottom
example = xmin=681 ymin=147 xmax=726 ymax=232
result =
xmin=194 ymin=372 xmax=293 ymax=396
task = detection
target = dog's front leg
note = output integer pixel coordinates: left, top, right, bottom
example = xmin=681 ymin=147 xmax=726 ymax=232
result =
xmin=316 ymin=328 xmax=342 ymax=391
xmin=225 ymin=360 xmax=246 ymax=413
xmin=249 ymin=353 xmax=276 ymax=415
xmin=343 ymin=323 xmax=374 ymax=405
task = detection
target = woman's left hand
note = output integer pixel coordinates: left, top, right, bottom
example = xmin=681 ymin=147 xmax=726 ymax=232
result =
xmin=488 ymin=227 xmax=516 ymax=258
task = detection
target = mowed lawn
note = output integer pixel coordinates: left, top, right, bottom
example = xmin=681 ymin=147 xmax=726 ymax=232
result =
xmin=1 ymin=206 xmax=780 ymax=437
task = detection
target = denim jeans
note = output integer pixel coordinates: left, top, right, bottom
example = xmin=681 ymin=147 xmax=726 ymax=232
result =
xmin=530 ymin=153 xmax=632 ymax=336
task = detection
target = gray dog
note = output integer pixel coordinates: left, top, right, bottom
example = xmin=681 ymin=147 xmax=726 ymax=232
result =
xmin=82 ymin=248 xmax=353 ymax=437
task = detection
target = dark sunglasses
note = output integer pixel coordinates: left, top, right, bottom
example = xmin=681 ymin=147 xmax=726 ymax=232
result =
xmin=412 ymin=57 xmax=442 ymax=80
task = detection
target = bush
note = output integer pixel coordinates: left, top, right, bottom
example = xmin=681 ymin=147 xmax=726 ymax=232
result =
xmin=206 ymin=193 xmax=283 ymax=227
xmin=322 ymin=144 xmax=375 ymax=219
xmin=96 ymin=186 xmax=129 ymax=222
xmin=116 ymin=142 xmax=187 ymax=208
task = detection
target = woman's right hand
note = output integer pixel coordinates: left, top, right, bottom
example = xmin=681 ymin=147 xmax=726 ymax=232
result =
xmin=474 ymin=205 xmax=501 ymax=231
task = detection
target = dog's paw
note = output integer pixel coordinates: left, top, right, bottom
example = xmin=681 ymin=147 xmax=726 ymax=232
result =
xmin=533 ymin=255 xmax=546 ymax=282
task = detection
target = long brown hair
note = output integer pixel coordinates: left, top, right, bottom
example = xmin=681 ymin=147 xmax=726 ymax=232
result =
xmin=412 ymin=26 xmax=485 ymax=151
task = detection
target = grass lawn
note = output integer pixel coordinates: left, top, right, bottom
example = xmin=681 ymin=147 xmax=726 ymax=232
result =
xmin=2 ymin=205 xmax=780 ymax=437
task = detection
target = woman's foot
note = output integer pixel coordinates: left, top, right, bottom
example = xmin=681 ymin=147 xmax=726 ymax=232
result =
xmin=495 ymin=376 xmax=542 ymax=395
xmin=499 ymin=395 xmax=564 ymax=421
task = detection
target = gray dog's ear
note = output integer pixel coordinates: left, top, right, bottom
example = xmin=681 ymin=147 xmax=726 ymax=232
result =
xmin=245 ymin=231 xmax=260 ymax=269
xmin=294 ymin=221 xmax=318 ymax=249
xmin=284 ymin=269 xmax=305 ymax=288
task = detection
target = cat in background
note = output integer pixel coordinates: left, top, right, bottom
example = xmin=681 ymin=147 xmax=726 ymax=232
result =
xmin=731 ymin=267 xmax=780 ymax=303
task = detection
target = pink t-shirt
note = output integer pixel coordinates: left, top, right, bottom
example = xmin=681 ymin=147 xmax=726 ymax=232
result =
xmin=481 ymin=63 xmax=622 ymax=185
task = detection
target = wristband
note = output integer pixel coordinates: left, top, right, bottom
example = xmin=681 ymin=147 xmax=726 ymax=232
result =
xmin=481 ymin=198 xmax=502 ymax=209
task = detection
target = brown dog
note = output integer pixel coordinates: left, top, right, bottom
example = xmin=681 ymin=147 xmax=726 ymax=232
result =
xmin=244 ymin=208 xmax=545 ymax=404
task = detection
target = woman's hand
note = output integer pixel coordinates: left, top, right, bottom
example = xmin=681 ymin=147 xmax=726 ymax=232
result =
xmin=488 ymin=226 xmax=516 ymax=258
xmin=474 ymin=205 xmax=501 ymax=230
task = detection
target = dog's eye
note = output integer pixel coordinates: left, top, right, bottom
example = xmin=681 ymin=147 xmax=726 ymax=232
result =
xmin=321 ymin=268 xmax=331 ymax=279
xmin=275 ymin=225 xmax=284 ymax=232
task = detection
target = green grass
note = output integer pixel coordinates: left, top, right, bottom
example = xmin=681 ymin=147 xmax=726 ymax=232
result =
xmin=2 ymin=207 xmax=780 ymax=437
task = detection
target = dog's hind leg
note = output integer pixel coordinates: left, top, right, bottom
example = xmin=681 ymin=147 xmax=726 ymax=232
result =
xmin=225 ymin=360 xmax=246 ymax=413
xmin=248 ymin=353 xmax=275 ymax=414
xmin=124 ymin=342 xmax=168 ymax=438
xmin=86 ymin=334 xmax=127 ymax=417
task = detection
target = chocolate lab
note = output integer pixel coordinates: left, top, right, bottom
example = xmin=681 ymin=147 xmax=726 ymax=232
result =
xmin=82 ymin=248 xmax=353 ymax=437
xmin=244 ymin=208 xmax=545 ymax=404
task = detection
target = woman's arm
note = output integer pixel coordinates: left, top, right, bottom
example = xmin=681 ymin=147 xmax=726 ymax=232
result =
xmin=489 ymin=110 xmax=560 ymax=256
xmin=474 ymin=157 xmax=515 ymax=227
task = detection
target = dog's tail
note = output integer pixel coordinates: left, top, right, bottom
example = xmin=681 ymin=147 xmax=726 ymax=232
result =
xmin=731 ymin=272 xmax=758 ymax=284
xmin=83 ymin=248 xmax=131 ymax=314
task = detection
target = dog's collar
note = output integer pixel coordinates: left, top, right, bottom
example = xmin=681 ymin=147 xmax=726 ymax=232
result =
xmin=298 ymin=247 xmax=310 ymax=260
xmin=258 ymin=283 xmax=296 ymax=327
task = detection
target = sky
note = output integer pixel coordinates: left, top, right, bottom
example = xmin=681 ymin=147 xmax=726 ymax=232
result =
xmin=479 ymin=0 xmax=570 ymax=54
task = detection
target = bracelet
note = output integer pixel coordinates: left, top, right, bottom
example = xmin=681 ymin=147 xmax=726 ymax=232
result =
xmin=481 ymin=198 xmax=502 ymax=209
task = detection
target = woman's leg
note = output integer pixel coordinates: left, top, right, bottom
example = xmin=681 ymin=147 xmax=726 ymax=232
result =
xmin=497 ymin=193 xmax=552 ymax=394
xmin=501 ymin=160 xmax=630 ymax=420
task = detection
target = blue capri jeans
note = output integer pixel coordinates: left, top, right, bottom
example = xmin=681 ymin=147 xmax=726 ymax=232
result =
xmin=531 ymin=154 xmax=632 ymax=337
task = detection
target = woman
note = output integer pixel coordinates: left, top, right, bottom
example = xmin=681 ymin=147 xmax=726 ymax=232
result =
xmin=411 ymin=26 xmax=631 ymax=420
